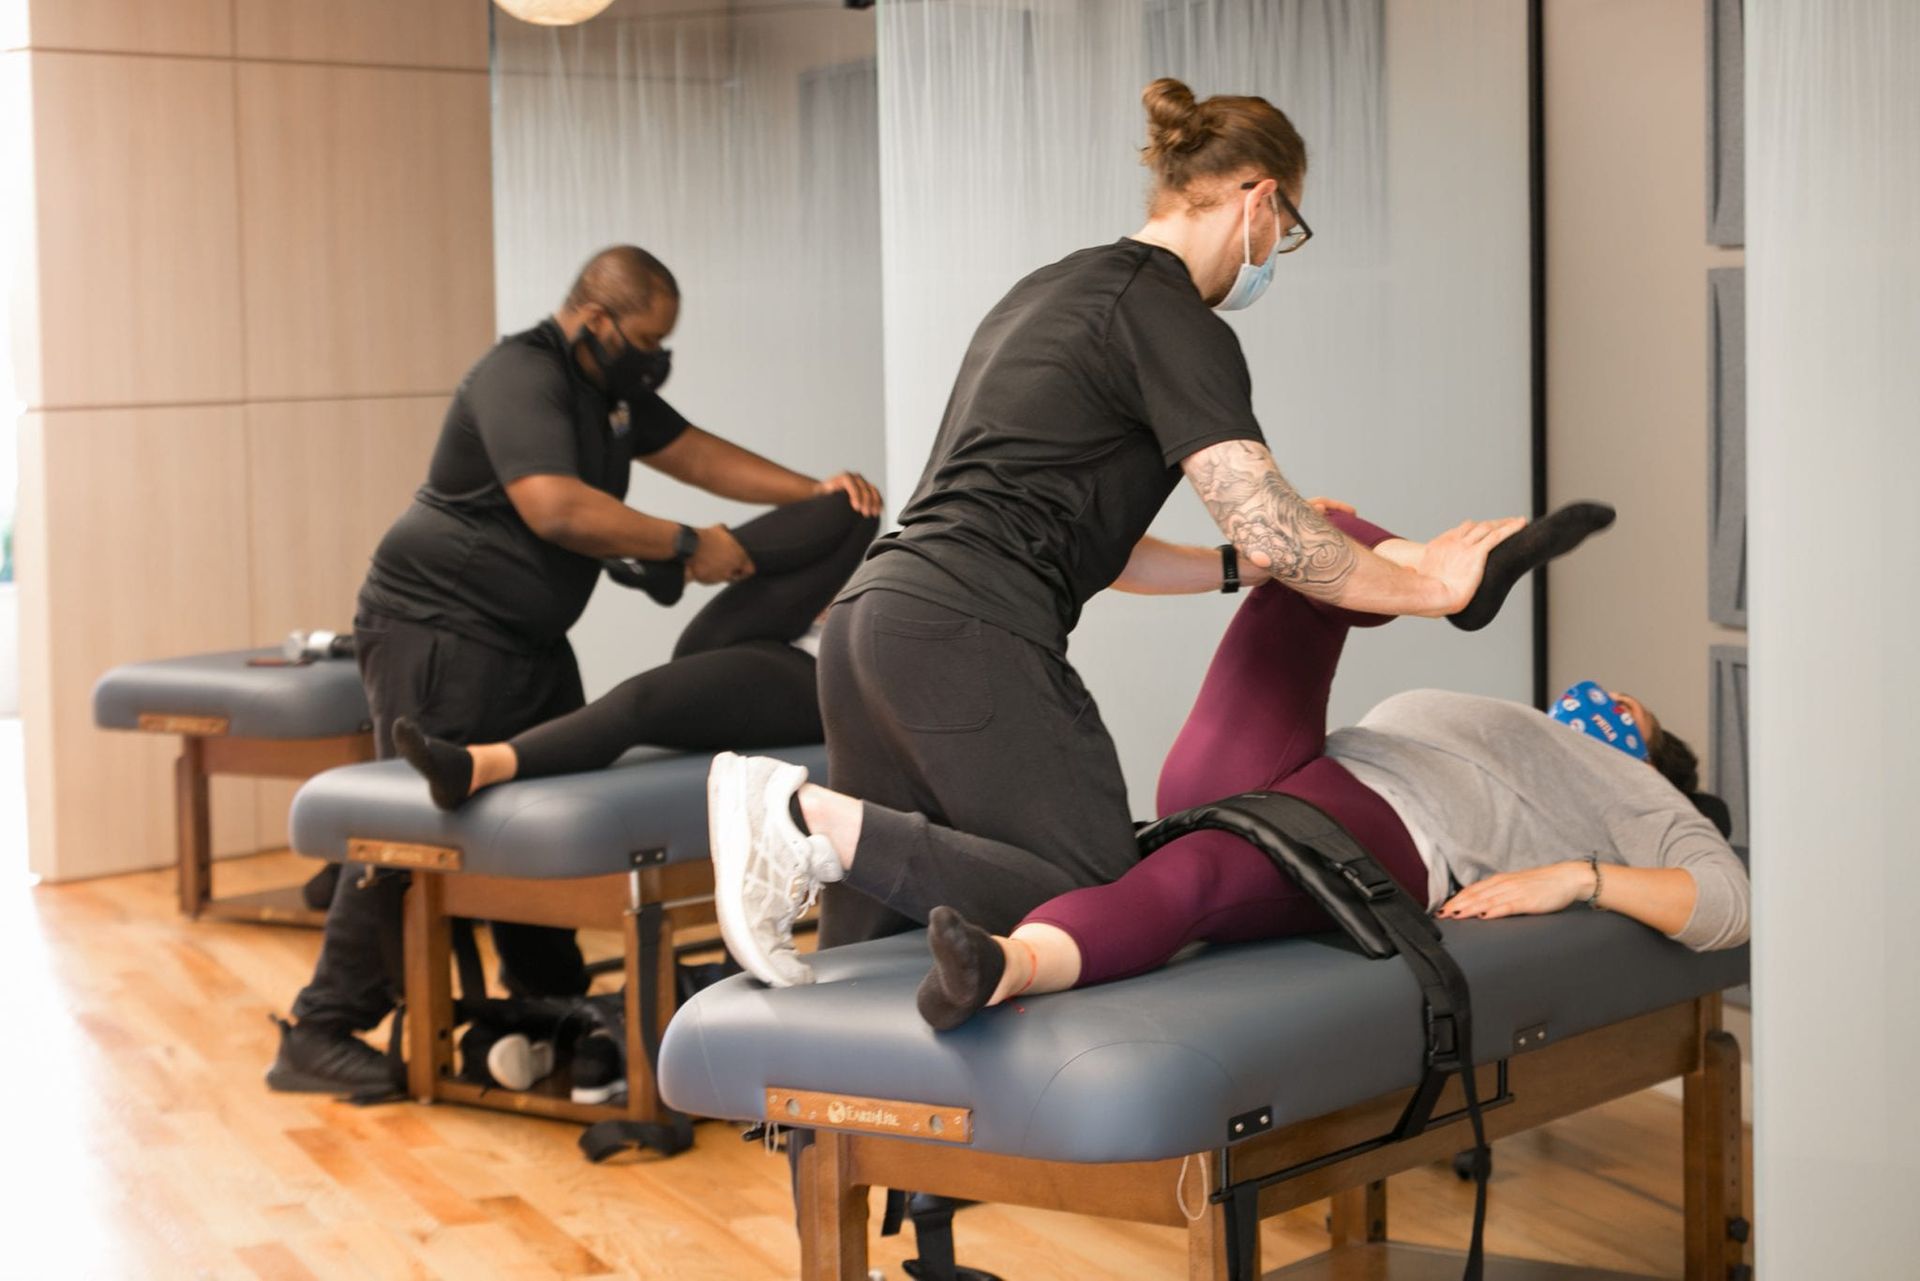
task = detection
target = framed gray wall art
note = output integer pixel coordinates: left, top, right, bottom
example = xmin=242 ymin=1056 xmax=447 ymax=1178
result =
xmin=1709 ymin=267 xmax=1747 ymax=627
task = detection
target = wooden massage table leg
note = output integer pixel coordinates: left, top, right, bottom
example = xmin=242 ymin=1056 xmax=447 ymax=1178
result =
xmin=1187 ymin=1189 xmax=1237 ymax=1281
xmin=1684 ymin=994 xmax=1749 ymax=1280
xmin=1328 ymin=1180 xmax=1388 ymax=1248
xmin=797 ymin=1129 xmax=871 ymax=1281
xmin=175 ymin=737 xmax=212 ymax=918
xmin=403 ymin=871 xmax=455 ymax=1104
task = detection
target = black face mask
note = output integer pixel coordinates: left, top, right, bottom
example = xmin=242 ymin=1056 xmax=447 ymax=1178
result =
xmin=581 ymin=325 xmax=671 ymax=399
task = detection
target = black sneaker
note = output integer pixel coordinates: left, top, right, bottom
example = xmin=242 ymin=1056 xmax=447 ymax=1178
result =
xmin=265 ymin=1017 xmax=400 ymax=1095
xmin=570 ymin=1028 xmax=626 ymax=1105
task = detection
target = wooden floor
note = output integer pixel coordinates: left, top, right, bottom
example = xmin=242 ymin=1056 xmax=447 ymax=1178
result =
xmin=3 ymin=852 xmax=1752 ymax=1280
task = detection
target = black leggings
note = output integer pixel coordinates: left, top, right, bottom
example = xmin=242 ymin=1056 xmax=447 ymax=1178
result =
xmin=508 ymin=493 xmax=877 ymax=777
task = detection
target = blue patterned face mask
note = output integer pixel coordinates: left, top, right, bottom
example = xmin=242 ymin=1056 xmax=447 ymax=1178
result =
xmin=1549 ymin=680 xmax=1650 ymax=761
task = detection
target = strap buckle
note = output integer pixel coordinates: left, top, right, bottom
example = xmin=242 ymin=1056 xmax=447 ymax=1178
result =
xmin=1425 ymin=1008 xmax=1463 ymax=1071
xmin=1336 ymin=857 xmax=1399 ymax=902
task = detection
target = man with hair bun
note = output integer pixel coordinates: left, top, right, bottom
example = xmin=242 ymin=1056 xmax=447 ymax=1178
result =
xmin=707 ymin=80 xmax=1606 ymax=993
xmin=266 ymin=245 xmax=881 ymax=1094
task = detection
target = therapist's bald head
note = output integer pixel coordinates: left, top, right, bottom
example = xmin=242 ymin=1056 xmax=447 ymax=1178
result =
xmin=562 ymin=245 xmax=679 ymax=317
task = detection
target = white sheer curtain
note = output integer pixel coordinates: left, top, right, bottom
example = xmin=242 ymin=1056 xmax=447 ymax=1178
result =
xmin=878 ymin=0 xmax=1533 ymax=807
xmin=492 ymin=2 xmax=882 ymax=695
xmin=1747 ymin=4 xmax=1920 ymax=1274
xmin=491 ymin=0 xmax=1532 ymax=803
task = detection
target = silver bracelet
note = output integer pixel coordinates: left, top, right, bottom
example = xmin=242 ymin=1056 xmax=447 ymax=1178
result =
xmin=1585 ymin=855 xmax=1605 ymax=910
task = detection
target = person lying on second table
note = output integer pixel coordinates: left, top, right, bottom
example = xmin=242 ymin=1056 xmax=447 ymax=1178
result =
xmin=908 ymin=505 xmax=1748 ymax=1031
xmin=702 ymin=78 xmax=1613 ymax=989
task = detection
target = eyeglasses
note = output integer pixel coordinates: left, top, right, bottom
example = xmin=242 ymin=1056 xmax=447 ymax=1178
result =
xmin=1241 ymin=180 xmax=1312 ymax=254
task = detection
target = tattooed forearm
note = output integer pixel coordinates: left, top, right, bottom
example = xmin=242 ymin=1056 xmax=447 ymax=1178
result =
xmin=1185 ymin=441 xmax=1357 ymax=600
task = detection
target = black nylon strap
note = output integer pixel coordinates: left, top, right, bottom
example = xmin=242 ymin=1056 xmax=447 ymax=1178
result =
xmin=636 ymin=899 xmax=667 ymax=1076
xmin=1144 ymin=791 xmax=1488 ymax=1281
xmin=578 ymin=1114 xmax=694 ymax=1162
xmin=899 ymin=1195 xmax=1006 ymax=1281
xmin=881 ymin=1189 xmax=909 ymax=1237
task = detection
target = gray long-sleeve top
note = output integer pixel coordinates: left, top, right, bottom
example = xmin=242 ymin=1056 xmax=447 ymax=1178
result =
xmin=1324 ymin=690 xmax=1750 ymax=952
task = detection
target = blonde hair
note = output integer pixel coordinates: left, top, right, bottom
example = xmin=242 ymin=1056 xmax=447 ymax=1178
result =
xmin=1140 ymin=77 xmax=1307 ymax=210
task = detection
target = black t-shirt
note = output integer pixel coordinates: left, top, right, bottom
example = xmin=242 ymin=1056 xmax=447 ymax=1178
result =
xmin=846 ymin=239 xmax=1267 ymax=651
xmin=358 ymin=320 xmax=690 ymax=652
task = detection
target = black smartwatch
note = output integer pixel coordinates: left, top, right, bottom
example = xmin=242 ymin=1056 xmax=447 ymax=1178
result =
xmin=1219 ymin=543 xmax=1240 ymax=594
xmin=672 ymin=524 xmax=700 ymax=564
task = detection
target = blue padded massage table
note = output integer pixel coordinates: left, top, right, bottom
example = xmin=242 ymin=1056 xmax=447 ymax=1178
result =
xmin=289 ymin=744 xmax=828 ymax=1139
xmin=661 ymin=892 xmax=1750 ymax=1278
xmin=93 ymin=649 xmax=373 ymax=924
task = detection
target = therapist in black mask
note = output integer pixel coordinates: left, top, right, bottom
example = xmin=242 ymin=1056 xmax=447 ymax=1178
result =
xmin=267 ymin=244 xmax=880 ymax=1095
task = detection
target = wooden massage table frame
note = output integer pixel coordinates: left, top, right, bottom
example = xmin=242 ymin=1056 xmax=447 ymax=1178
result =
xmin=155 ymin=714 xmax=374 ymax=926
xmin=788 ymin=993 xmax=1748 ymax=1280
xmin=350 ymin=836 xmax=715 ymax=1128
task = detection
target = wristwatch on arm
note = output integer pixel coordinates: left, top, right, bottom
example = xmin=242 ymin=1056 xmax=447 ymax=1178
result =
xmin=1220 ymin=544 xmax=1240 ymax=594
xmin=673 ymin=523 xmax=700 ymax=565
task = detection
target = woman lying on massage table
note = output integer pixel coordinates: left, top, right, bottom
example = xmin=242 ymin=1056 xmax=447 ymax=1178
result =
xmin=389 ymin=491 xmax=877 ymax=810
xmin=914 ymin=504 xmax=1751 ymax=1030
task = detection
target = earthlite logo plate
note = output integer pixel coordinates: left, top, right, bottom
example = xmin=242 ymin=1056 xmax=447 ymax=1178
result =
xmin=766 ymin=1088 xmax=972 ymax=1144
xmin=138 ymin=713 xmax=230 ymax=736
xmin=347 ymin=838 xmax=463 ymax=871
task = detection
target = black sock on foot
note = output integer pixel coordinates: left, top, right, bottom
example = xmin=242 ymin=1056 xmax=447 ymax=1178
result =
xmin=393 ymin=717 xmax=475 ymax=812
xmin=602 ymin=557 xmax=686 ymax=607
xmin=915 ymin=906 xmax=1008 ymax=1032
xmin=1450 ymin=501 xmax=1616 ymax=632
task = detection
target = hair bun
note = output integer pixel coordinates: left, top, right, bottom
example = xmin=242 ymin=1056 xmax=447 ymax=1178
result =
xmin=1142 ymin=77 xmax=1211 ymax=157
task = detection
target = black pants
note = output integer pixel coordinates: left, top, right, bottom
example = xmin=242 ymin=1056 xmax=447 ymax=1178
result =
xmin=292 ymin=494 xmax=876 ymax=1029
xmin=508 ymin=494 xmax=876 ymax=778
xmin=291 ymin=618 xmax=591 ymax=1031
xmin=813 ymin=589 xmax=1142 ymax=948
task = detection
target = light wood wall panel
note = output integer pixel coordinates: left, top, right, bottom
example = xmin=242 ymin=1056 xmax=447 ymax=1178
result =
xmin=16 ymin=0 xmax=232 ymax=58
xmin=21 ymin=408 xmax=261 ymax=881
xmin=244 ymin=396 xmax=442 ymax=643
xmin=16 ymin=15 xmax=495 ymax=882
xmin=29 ymin=51 xmax=244 ymax=410
xmin=236 ymin=62 xmax=493 ymax=402
xmin=235 ymin=0 xmax=488 ymax=71
xmin=240 ymin=395 xmax=441 ymax=852
xmin=1 ymin=52 xmax=40 ymax=407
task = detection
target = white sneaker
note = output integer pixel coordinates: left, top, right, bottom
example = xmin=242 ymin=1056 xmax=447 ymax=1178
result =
xmin=708 ymin=752 xmax=843 ymax=987
xmin=486 ymin=1034 xmax=556 ymax=1092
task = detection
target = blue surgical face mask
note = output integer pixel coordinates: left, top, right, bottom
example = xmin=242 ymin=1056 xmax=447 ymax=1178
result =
xmin=1214 ymin=190 xmax=1280 ymax=312
xmin=1548 ymin=680 xmax=1651 ymax=762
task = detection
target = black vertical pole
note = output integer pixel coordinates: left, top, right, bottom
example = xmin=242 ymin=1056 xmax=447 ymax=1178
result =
xmin=1528 ymin=0 xmax=1550 ymax=710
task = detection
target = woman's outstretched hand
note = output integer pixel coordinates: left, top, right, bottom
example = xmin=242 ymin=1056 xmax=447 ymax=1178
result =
xmin=1438 ymin=861 xmax=1592 ymax=921
xmin=1414 ymin=517 xmax=1525 ymax=616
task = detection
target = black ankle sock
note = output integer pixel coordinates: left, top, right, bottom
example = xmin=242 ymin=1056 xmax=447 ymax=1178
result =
xmin=602 ymin=557 xmax=686 ymax=607
xmin=787 ymin=794 xmax=811 ymax=836
xmin=915 ymin=906 xmax=1007 ymax=1032
xmin=1450 ymin=501 xmax=1616 ymax=632
xmin=393 ymin=717 xmax=474 ymax=812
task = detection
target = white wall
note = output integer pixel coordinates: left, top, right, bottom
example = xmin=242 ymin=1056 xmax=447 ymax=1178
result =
xmin=492 ymin=1 xmax=883 ymax=698
xmin=1543 ymin=0 xmax=1745 ymax=811
xmin=878 ymin=0 xmax=1534 ymax=812
xmin=1748 ymin=4 xmax=1920 ymax=1275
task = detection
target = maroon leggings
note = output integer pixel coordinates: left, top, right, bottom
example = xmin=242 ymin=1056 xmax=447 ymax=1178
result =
xmin=1019 ymin=511 xmax=1428 ymax=987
